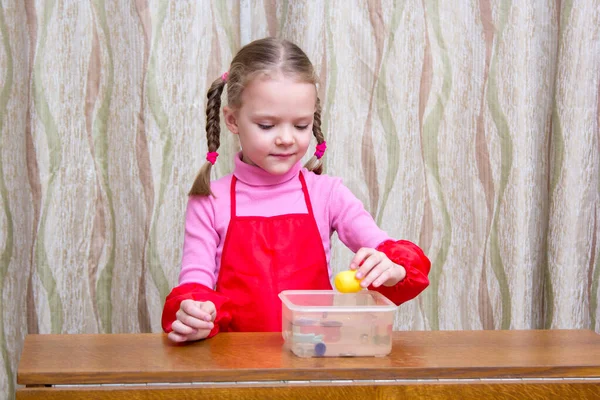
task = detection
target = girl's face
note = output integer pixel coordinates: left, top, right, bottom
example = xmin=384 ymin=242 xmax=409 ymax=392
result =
xmin=223 ymin=74 xmax=316 ymax=175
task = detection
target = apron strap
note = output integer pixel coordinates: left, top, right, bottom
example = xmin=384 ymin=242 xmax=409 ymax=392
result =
xmin=298 ymin=171 xmax=315 ymax=216
xmin=230 ymin=175 xmax=238 ymax=217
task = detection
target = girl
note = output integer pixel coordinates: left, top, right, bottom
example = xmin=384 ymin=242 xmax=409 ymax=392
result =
xmin=162 ymin=38 xmax=430 ymax=343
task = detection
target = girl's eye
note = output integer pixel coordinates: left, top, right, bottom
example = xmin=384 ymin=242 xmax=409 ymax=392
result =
xmin=258 ymin=124 xmax=273 ymax=130
xmin=295 ymin=125 xmax=309 ymax=130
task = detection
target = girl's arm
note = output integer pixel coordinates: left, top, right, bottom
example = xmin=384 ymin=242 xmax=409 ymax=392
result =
xmin=329 ymin=180 xmax=430 ymax=305
xmin=161 ymin=196 xmax=232 ymax=338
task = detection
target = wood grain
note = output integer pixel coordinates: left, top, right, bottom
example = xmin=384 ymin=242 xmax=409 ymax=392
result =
xmin=17 ymin=330 xmax=600 ymax=385
xmin=15 ymin=381 xmax=600 ymax=400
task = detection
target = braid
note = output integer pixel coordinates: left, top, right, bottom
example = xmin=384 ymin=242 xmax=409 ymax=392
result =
xmin=189 ymin=77 xmax=226 ymax=196
xmin=312 ymin=97 xmax=325 ymax=143
xmin=304 ymin=96 xmax=325 ymax=174
xmin=205 ymin=78 xmax=224 ymax=153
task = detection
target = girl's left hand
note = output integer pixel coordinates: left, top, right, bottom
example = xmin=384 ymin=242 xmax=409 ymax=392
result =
xmin=350 ymin=248 xmax=407 ymax=288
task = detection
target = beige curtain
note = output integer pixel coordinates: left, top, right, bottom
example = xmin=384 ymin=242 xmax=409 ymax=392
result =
xmin=1 ymin=0 xmax=599 ymax=398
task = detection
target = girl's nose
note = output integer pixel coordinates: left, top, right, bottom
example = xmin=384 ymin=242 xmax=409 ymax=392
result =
xmin=276 ymin=126 xmax=295 ymax=145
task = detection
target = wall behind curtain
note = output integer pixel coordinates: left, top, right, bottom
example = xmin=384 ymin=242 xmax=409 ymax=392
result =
xmin=0 ymin=1 xmax=598 ymax=398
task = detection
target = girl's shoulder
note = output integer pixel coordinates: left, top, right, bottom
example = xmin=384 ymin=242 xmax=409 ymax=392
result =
xmin=302 ymin=169 xmax=364 ymax=208
xmin=210 ymin=173 xmax=234 ymax=193
xmin=301 ymin=169 xmax=344 ymax=197
xmin=186 ymin=173 xmax=233 ymax=208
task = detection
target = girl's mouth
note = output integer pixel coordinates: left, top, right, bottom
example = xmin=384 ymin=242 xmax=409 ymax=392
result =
xmin=271 ymin=153 xmax=294 ymax=158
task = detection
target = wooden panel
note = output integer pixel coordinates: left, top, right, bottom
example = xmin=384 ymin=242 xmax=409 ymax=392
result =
xmin=17 ymin=330 xmax=600 ymax=385
xmin=16 ymin=381 xmax=600 ymax=400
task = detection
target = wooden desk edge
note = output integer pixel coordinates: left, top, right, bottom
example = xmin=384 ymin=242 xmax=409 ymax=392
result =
xmin=17 ymin=365 xmax=600 ymax=386
xmin=15 ymin=380 xmax=600 ymax=400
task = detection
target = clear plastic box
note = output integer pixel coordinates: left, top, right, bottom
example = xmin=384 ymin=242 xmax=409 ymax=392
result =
xmin=278 ymin=290 xmax=397 ymax=357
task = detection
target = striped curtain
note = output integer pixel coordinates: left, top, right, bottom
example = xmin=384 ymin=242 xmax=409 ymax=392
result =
xmin=0 ymin=1 xmax=598 ymax=398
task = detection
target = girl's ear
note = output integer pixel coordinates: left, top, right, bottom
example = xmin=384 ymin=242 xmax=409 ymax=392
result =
xmin=223 ymin=106 xmax=239 ymax=135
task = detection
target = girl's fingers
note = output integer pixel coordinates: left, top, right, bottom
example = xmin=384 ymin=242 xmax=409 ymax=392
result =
xmin=350 ymin=248 xmax=374 ymax=270
xmin=359 ymin=261 xmax=390 ymax=288
xmin=370 ymin=267 xmax=394 ymax=288
xmin=355 ymin=252 xmax=384 ymax=280
xmin=181 ymin=300 xmax=213 ymax=322
xmin=171 ymin=320 xmax=197 ymax=336
xmin=175 ymin=310 xmax=215 ymax=330
xmin=167 ymin=331 xmax=189 ymax=343
xmin=200 ymin=301 xmax=217 ymax=319
xmin=186 ymin=318 xmax=214 ymax=330
xmin=168 ymin=319 xmax=213 ymax=343
xmin=186 ymin=330 xmax=210 ymax=342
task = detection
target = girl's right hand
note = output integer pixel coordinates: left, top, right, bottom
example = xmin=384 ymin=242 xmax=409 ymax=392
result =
xmin=167 ymin=300 xmax=216 ymax=343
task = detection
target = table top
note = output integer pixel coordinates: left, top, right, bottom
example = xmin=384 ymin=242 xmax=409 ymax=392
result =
xmin=17 ymin=329 xmax=600 ymax=385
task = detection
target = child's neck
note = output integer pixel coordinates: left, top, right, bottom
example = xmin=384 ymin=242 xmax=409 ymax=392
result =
xmin=234 ymin=152 xmax=301 ymax=186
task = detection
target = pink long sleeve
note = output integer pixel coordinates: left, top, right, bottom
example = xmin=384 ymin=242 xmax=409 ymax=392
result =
xmin=178 ymin=194 xmax=221 ymax=289
xmin=328 ymin=180 xmax=390 ymax=251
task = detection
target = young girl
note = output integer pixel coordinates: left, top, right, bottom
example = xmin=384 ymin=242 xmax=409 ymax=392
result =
xmin=162 ymin=38 xmax=430 ymax=343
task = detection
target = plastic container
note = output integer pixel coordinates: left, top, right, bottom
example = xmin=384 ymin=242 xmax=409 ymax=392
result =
xmin=278 ymin=290 xmax=397 ymax=357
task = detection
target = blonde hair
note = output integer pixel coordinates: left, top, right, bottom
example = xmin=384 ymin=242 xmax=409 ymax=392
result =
xmin=189 ymin=37 xmax=326 ymax=196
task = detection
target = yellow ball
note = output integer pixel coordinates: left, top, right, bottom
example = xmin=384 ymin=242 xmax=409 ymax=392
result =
xmin=334 ymin=270 xmax=362 ymax=293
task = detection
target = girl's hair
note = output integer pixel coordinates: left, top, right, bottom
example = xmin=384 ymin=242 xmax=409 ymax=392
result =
xmin=189 ymin=37 xmax=325 ymax=196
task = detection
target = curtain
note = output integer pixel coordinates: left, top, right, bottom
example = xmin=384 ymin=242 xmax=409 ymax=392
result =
xmin=0 ymin=1 xmax=598 ymax=398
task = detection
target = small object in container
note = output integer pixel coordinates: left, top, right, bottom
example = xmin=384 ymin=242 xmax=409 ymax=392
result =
xmin=360 ymin=333 xmax=369 ymax=344
xmin=293 ymin=344 xmax=306 ymax=357
xmin=293 ymin=318 xmax=318 ymax=326
xmin=320 ymin=320 xmax=343 ymax=342
xmin=294 ymin=318 xmax=319 ymax=334
xmin=334 ymin=270 xmax=362 ymax=293
xmin=320 ymin=320 xmax=342 ymax=327
xmin=314 ymin=342 xmax=327 ymax=357
xmin=293 ymin=332 xmax=324 ymax=344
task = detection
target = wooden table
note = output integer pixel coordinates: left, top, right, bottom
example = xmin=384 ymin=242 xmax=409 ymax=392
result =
xmin=17 ymin=330 xmax=600 ymax=399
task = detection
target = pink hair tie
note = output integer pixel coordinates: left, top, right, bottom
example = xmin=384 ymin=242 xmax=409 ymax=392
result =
xmin=206 ymin=151 xmax=219 ymax=165
xmin=221 ymin=72 xmax=229 ymax=82
xmin=314 ymin=141 xmax=327 ymax=159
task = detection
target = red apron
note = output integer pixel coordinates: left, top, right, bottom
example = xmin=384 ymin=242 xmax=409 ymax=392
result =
xmin=216 ymin=171 xmax=332 ymax=332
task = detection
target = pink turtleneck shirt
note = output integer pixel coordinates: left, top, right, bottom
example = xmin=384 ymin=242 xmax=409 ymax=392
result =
xmin=179 ymin=154 xmax=391 ymax=288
